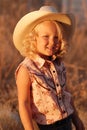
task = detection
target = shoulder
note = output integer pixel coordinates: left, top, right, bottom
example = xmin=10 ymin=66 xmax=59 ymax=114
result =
xmin=16 ymin=65 xmax=30 ymax=83
xmin=17 ymin=65 xmax=29 ymax=77
xmin=15 ymin=58 xmax=31 ymax=84
xmin=16 ymin=65 xmax=31 ymax=103
xmin=15 ymin=57 xmax=32 ymax=77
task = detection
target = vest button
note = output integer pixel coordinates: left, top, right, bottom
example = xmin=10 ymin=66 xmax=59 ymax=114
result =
xmin=56 ymin=83 xmax=59 ymax=87
xmin=53 ymin=70 xmax=55 ymax=73
xmin=59 ymin=97 xmax=62 ymax=100
xmin=62 ymin=110 xmax=66 ymax=113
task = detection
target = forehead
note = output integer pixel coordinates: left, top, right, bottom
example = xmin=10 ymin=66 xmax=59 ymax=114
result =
xmin=35 ymin=20 xmax=59 ymax=33
xmin=35 ymin=21 xmax=58 ymax=30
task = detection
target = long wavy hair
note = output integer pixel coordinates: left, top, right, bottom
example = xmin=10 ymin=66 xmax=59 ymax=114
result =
xmin=21 ymin=21 xmax=68 ymax=60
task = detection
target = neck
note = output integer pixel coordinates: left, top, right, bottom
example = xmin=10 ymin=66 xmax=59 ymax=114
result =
xmin=37 ymin=53 xmax=52 ymax=61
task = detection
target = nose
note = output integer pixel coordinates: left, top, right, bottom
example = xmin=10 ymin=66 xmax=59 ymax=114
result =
xmin=49 ymin=37 xmax=55 ymax=46
xmin=49 ymin=37 xmax=58 ymax=49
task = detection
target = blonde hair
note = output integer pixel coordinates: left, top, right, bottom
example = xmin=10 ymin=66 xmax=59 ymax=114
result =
xmin=21 ymin=21 xmax=68 ymax=59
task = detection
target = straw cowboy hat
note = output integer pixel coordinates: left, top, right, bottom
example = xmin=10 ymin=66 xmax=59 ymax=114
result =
xmin=13 ymin=6 xmax=75 ymax=52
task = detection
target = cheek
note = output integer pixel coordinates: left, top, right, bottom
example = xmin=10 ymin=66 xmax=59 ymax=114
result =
xmin=36 ymin=37 xmax=42 ymax=46
xmin=36 ymin=38 xmax=46 ymax=47
xmin=36 ymin=42 xmax=43 ymax=51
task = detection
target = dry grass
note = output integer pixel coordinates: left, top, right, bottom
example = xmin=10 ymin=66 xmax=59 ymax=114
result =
xmin=0 ymin=105 xmax=23 ymax=130
xmin=0 ymin=0 xmax=87 ymax=130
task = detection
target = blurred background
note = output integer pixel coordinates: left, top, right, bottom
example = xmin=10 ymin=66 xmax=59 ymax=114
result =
xmin=0 ymin=0 xmax=87 ymax=130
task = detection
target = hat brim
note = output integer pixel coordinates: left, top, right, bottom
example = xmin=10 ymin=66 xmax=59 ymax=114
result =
xmin=13 ymin=10 xmax=75 ymax=52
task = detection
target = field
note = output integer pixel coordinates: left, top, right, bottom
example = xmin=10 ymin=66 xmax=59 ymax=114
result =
xmin=0 ymin=1 xmax=87 ymax=130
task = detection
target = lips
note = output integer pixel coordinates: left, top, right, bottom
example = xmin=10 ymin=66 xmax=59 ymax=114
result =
xmin=46 ymin=46 xmax=54 ymax=51
xmin=47 ymin=48 xmax=52 ymax=50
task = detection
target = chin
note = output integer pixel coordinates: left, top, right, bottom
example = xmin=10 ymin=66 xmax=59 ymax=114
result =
xmin=47 ymin=53 xmax=53 ymax=56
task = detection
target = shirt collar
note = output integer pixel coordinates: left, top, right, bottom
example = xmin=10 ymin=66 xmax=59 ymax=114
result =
xmin=33 ymin=55 xmax=46 ymax=68
xmin=33 ymin=54 xmax=57 ymax=68
xmin=27 ymin=55 xmax=57 ymax=69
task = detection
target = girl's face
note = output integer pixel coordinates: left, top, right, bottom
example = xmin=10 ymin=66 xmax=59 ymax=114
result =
xmin=35 ymin=21 xmax=61 ymax=58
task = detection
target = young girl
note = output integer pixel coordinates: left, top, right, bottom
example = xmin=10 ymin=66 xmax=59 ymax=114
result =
xmin=13 ymin=6 xmax=85 ymax=130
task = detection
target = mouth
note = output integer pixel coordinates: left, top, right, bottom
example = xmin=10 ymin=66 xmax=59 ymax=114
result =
xmin=46 ymin=47 xmax=55 ymax=53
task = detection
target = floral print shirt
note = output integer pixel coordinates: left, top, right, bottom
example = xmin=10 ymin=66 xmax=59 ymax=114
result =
xmin=15 ymin=56 xmax=74 ymax=125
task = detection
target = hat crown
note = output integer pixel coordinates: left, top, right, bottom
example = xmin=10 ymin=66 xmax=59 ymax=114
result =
xmin=39 ymin=6 xmax=58 ymax=13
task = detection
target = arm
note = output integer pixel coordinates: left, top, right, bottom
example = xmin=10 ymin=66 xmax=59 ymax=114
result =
xmin=70 ymin=98 xmax=85 ymax=130
xmin=16 ymin=66 xmax=34 ymax=130
xmin=64 ymin=86 xmax=85 ymax=130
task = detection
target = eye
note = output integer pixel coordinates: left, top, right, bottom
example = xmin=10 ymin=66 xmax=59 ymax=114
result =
xmin=54 ymin=36 xmax=58 ymax=39
xmin=54 ymin=36 xmax=59 ymax=43
xmin=42 ymin=35 xmax=49 ymax=40
xmin=43 ymin=35 xmax=49 ymax=38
